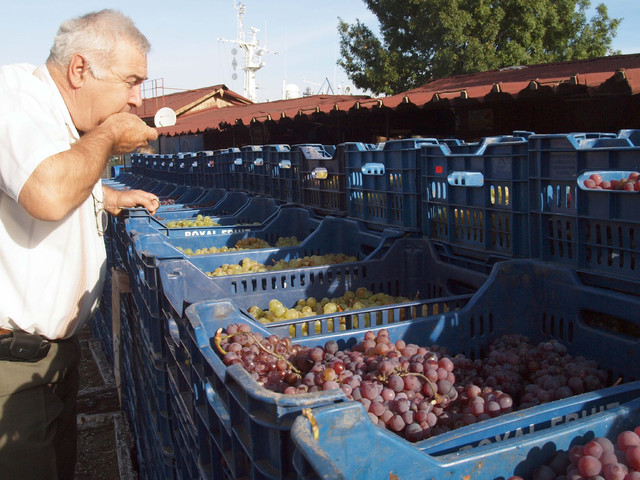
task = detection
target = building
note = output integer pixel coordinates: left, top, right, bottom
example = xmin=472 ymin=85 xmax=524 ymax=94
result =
xmin=139 ymin=53 xmax=640 ymax=154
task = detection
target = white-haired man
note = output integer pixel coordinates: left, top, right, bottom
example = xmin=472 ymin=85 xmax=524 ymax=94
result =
xmin=0 ymin=10 xmax=159 ymax=478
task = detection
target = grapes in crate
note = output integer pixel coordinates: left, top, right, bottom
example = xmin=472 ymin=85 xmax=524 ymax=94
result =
xmin=248 ymin=287 xmax=416 ymax=335
xmin=583 ymin=172 xmax=640 ymax=191
xmin=166 ymin=214 xmax=221 ymax=228
xmin=214 ymin=325 xmax=611 ymax=443
xmin=177 ymin=236 xmax=300 ymax=255
xmin=205 ymin=253 xmax=357 ymax=277
xmin=508 ymin=427 xmax=640 ymax=480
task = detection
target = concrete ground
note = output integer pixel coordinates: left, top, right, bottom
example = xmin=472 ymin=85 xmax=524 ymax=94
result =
xmin=75 ymin=324 xmax=138 ymax=480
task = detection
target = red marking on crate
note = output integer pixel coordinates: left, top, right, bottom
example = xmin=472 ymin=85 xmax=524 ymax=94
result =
xmin=435 ymin=166 xmax=443 ymax=174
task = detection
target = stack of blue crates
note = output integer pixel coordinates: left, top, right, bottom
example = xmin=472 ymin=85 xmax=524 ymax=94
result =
xmin=289 ymin=258 xmax=640 ymax=479
xmin=528 ymin=130 xmax=640 ymax=295
xmin=90 ymin=129 xmax=640 ymax=480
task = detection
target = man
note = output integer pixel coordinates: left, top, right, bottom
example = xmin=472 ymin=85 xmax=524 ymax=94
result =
xmin=0 ymin=10 xmax=159 ymax=479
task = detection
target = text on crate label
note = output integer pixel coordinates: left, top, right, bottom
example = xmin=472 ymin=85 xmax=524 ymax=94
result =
xmin=457 ymin=401 xmax=620 ymax=451
xmin=184 ymin=228 xmax=252 ymax=237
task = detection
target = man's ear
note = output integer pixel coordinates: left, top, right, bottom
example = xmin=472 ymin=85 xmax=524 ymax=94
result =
xmin=67 ymin=54 xmax=90 ymax=89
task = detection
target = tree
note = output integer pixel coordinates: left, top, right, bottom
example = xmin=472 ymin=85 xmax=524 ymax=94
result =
xmin=338 ymin=0 xmax=621 ymax=96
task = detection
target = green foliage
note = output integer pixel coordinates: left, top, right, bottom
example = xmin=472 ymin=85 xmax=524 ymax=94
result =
xmin=338 ymin=0 xmax=621 ymax=95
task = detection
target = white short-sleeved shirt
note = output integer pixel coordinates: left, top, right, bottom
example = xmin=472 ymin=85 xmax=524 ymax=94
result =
xmin=0 ymin=63 xmax=107 ymax=340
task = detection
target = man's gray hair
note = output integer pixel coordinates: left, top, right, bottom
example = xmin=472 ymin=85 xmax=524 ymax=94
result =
xmin=47 ymin=9 xmax=150 ymax=79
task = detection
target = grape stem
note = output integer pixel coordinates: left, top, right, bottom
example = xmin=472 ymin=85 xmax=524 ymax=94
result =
xmin=214 ymin=328 xmax=301 ymax=375
xmin=403 ymin=371 xmax=443 ymax=404
xmin=378 ymin=370 xmax=442 ymax=405
xmin=214 ymin=328 xmax=226 ymax=354
xmin=302 ymin=408 xmax=319 ymax=441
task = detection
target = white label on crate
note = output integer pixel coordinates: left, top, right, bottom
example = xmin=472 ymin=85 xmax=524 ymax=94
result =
xmin=549 ymin=402 xmax=620 ymax=427
xmin=457 ymin=401 xmax=620 ymax=451
xmin=184 ymin=228 xmax=252 ymax=237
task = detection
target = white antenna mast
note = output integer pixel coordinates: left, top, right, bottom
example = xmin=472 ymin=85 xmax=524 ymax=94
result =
xmin=218 ymin=1 xmax=277 ymax=102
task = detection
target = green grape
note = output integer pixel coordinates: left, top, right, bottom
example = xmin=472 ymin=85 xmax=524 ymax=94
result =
xmin=323 ymin=302 xmax=338 ymax=314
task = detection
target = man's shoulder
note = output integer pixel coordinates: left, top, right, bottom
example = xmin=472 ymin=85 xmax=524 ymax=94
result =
xmin=0 ymin=64 xmax=56 ymax=108
xmin=0 ymin=63 xmax=38 ymax=84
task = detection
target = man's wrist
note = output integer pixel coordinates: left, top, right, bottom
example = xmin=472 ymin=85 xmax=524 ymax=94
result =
xmin=102 ymin=186 xmax=121 ymax=215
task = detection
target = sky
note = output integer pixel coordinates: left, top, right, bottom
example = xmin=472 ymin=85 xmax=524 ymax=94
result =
xmin=1 ymin=1 xmax=639 ymax=103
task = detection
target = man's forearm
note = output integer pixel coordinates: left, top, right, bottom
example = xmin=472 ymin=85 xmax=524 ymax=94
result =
xmin=18 ymin=127 xmax=115 ymax=221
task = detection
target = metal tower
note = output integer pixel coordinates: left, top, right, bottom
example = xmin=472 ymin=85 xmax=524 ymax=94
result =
xmin=219 ymin=1 xmax=276 ymax=103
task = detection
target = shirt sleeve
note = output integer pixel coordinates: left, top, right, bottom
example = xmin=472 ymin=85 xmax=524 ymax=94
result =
xmin=0 ymin=69 xmax=72 ymax=202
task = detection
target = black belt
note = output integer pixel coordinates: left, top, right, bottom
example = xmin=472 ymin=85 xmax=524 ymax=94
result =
xmin=0 ymin=328 xmax=51 ymax=362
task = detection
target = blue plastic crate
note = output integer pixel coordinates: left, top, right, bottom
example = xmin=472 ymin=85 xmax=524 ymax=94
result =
xmin=185 ymin=152 xmax=202 ymax=187
xmin=105 ymin=188 xmax=228 ymax=271
xmin=135 ymin=205 xmax=322 ymax=256
xmin=159 ymin=236 xmax=483 ymax=331
xmin=138 ymin=194 xmax=277 ymax=225
xmin=129 ymin=153 xmax=143 ymax=175
xmin=135 ymin=204 xmax=324 ymax=258
xmin=240 ymin=145 xmax=271 ymax=195
xmin=173 ymin=296 xmax=467 ymax=480
xmin=195 ymin=151 xmax=213 ymax=188
xmin=421 ymin=134 xmax=530 ymax=262
xmin=132 ymin=404 xmax=177 ymax=480
xmin=299 ymin=144 xmax=346 ymax=215
xmin=128 ymin=214 xmax=407 ymax=351
xmin=123 ymin=206 xmax=321 ymax=354
xmin=263 ymin=144 xmax=291 ymax=200
xmin=156 ymin=238 xmax=487 ymax=479
xmin=267 ymin=144 xmax=302 ymax=203
xmin=290 ymin=389 xmax=640 ymax=480
xmin=346 ymin=138 xmax=439 ymax=231
xmin=126 ymin=189 xmax=248 ymax=220
xmin=171 ymin=186 xmax=209 ymax=206
xmin=183 ymin=187 xmax=228 ymax=209
xmin=123 ymin=192 xmax=265 ymax=239
xmin=529 ymin=130 xmax=640 ymax=295
xmin=211 ymin=147 xmax=238 ymax=190
xmin=284 ymin=258 xmax=640 ymax=479
xmin=163 ymin=155 xmax=177 ymax=182
xmin=168 ymin=376 xmax=201 ymax=480
xmin=174 ymin=152 xmax=192 ymax=186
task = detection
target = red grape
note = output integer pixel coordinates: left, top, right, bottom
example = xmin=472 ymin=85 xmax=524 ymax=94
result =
xmin=578 ymin=455 xmax=602 ymax=477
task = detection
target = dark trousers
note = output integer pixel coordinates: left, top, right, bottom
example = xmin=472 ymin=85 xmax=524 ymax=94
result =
xmin=0 ymin=336 xmax=80 ymax=479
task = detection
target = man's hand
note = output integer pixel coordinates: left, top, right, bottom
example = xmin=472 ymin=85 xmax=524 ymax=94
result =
xmin=100 ymin=113 xmax=158 ymax=155
xmin=19 ymin=113 xmax=158 ymax=221
xmin=103 ymin=186 xmax=160 ymax=216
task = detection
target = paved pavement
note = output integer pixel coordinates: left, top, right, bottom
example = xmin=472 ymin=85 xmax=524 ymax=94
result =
xmin=75 ymin=325 xmax=138 ymax=480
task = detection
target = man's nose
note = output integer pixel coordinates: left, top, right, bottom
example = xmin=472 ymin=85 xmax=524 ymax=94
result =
xmin=129 ymin=84 xmax=143 ymax=108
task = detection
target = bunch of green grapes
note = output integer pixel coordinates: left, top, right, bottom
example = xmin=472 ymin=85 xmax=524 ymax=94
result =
xmin=234 ymin=237 xmax=272 ymax=249
xmin=166 ymin=214 xmax=221 ymax=228
xmin=269 ymin=253 xmax=356 ymax=271
xmin=178 ymin=245 xmax=238 ymax=255
xmin=207 ymin=257 xmax=268 ymax=276
xmin=205 ymin=253 xmax=357 ymax=277
xmin=274 ymin=236 xmax=299 ymax=247
xmin=176 ymin=236 xmax=300 ymax=256
xmin=248 ymin=287 xmax=415 ymax=336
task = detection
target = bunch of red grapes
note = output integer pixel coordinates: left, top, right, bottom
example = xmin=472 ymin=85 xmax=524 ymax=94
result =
xmin=583 ymin=172 xmax=640 ymax=191
xmin=216 ymin=324 xmax=610 ymax=443
xmin=508 ymin=427 xmax=640 ymax=480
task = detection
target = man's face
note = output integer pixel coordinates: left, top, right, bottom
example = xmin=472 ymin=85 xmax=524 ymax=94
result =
xmin=78 ymin=40 xmax=147 ymax=132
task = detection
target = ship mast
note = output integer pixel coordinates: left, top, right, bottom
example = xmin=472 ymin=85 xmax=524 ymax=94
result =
xmin=219 ymin=1 xmax=276 ymax=102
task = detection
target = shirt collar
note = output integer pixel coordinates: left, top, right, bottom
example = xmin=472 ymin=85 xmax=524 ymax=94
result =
xmin=33 ymin=64 xmax=80 ymax=143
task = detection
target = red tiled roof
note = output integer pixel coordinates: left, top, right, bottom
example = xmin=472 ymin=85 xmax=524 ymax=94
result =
xmin=154 ymin=53 xmax=640 ymax=136
xmin=156 ymin=94 xmax=370 ymax=135
xmin=133 ymin=84 xmax=252 ymax=118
